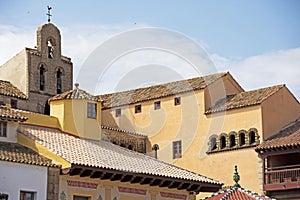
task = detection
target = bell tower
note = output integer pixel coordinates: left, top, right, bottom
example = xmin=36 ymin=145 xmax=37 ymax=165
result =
xmin=26 ymin=21 xmax=73 ymax=114
xmin=36 ymin=23 xmax=62 ymax=60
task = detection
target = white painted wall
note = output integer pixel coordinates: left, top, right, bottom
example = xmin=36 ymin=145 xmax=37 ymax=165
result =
xmin=0 ymin=161 xmax=48 ymax=200
xmin=0 ymin=121 xmax=18 ymax=143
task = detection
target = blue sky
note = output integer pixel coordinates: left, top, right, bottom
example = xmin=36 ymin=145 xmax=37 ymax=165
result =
xmin=0 ymin=0 xmax=299 ymax=98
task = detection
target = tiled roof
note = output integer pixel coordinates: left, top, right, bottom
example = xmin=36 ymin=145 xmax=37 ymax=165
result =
xmin=98 ymin=72 xmax=227 ymax=109
xmin=201 ymin=187 xmax=275 ymax=200
xmin=256 ymin=118 xmax=300 ymax=151
xmin=0 ymin=80 xmax=27 ymax=99
xmin=0 ymin=141 xmax=58 ymax=167
xmin=205 ymin=85 xmax=284 ymax=114
xmin=18 ymin=124 xmax=221 ymax=185
xmin=102 ymin=125 xmax=147 ymax=138
xmin=48 ymin=85 xmax=100 ymax=103
xmin=0 ymin=106 xmax=28 ymax=122
xmin=101 ymin=111 xmax=147 ymax=138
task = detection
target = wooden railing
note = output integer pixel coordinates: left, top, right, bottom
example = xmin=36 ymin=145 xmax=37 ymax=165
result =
xmin=265 ymin=167 xmax=300 ymax=185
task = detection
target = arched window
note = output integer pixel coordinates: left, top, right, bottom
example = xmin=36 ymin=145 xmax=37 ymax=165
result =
xmin=47 ymin=39 xmax=54 ymax=58
xmin=40 ymin=65 xmax=45 ymax=91
xmin=229 ymin=134 xmax=236 ymax=148
xmin=210 ymin=137 xmax=217 ymax=151
xmin=239 ymin=132 xmax=246 ymax=146
xmin=128 ymin=144 xmax=133 ymax=150
xmin=220 ymin=136 xmax=226 ymax=149
xmin=56 ymin=68 xmax=62 ymax=94
xmin=152 ymin=144 xmax=159 ymax=159
xmin=249 ymin=131 xmax=256 ymax=144
xmin=120 ymin=143 xmax=125 ymax=148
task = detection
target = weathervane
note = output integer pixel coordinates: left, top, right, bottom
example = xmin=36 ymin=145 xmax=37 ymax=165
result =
xmin=47 ymin=6 xmax=52 ymax=23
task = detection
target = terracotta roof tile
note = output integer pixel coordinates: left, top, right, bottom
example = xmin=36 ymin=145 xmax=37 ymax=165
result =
xmin=98 ymin=72 xmax=227 ymax=109
xmin=0 ymin=80 xmax=27 ymax=99
xmin=0 ymin=106 xmax=28 ymax=122
xmin=18 ymin=124 xmax=221 ymax=185
xmin=201 ymin=187 xmax=276 ymax=200
xmin=102 ymin=125 xmax=147 ymax=138
xmin=205 ymin=85 xmax=284 ymax=114
xmin=256 ymin=118 xmax=300 ymax=151
xmin=0 ymin=141 xmax=58 ymax=167
xmin=48 ymin=86 xmax=100 ymax=103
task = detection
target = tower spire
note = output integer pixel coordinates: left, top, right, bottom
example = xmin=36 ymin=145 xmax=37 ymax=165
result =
xmin=47 ymin=6 xmax=52 ymax=23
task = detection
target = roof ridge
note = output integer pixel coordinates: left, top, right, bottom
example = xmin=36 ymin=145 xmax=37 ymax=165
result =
xmin=99 ymin=72 xmax=227 ymax=97
xmin=99 ymin=72 xmax=227 ymax=109
xmin=101 ymin=125 xmax=148 ymax=138
xmin=265 ymin=117 xmax=300 ymax=140
xmin=206 ymin=84 xmax=285 ymax=114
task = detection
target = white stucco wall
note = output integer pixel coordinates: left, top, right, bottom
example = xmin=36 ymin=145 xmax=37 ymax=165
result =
xmin=0 ymin=161 xmax=48 ymax=200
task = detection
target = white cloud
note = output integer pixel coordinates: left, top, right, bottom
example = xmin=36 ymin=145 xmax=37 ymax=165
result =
xmin=0 ymin=25 xmax=35 ymax=65
xmin=1 ymin=23 xmax=299 ymax=100
xmin=211 ymin=48 xmax=300 ymax=100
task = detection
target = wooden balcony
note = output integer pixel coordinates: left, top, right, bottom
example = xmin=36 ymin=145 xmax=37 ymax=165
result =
xmin=264 ymin=165 xmax=300 ymax=191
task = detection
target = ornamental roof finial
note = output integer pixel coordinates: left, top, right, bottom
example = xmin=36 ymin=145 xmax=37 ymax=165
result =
xmin=233 ymin=165 xmax=241 ymax=188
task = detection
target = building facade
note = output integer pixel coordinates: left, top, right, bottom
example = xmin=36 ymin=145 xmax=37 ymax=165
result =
xmin=1 ymin=20 xmax=300 ymax=200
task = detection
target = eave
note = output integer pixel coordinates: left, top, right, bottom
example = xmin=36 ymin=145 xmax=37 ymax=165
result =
xmin=61 ymin=164 xmax=222 ymax=193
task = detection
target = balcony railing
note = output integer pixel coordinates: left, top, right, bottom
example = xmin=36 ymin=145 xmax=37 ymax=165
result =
xmin=264 ymin=165 xmax=300 ymax=191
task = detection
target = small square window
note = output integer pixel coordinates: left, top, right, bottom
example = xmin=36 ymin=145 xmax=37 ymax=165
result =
xmin=135 ymin=105 xmax=142 ymax=113
xmin=154 ymin=101 xmax=161 ymax=110
xmin=0 ymin=122 xmax=7 ymax=137
xmin=20 ymin=191 xmax=35 ymax=200
xmin=115 ymin=108 xmax=121 ymax=117
xmin=174 ymin=97 xmax=181 ymax=106
xmin=87 ymin=102 xmax=97 ymax=119
xmin=11 ymin=99 xmax=17 ymax=108
xmin=173 ymin=140 xmax=182 ymax=159
xmin=73 ymin=196 xmax=90 ymax=200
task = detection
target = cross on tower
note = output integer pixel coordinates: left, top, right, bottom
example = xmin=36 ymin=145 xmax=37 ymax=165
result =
xmin=47 ymin=6 xmax=52 ymax=23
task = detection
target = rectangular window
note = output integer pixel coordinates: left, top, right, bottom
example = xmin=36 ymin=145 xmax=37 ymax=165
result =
xmin=154 ymin=101 xmax=161 ymax=110
xmin=173 ymin=140 xmax=182 ymax=159
xmin=0 ymin=122 xmax=7 ymax=137
xmin=87 ymin=102 xmax=97 ymax=119
xmin=11 ymin=99 xmax=17 ymax=108
xmin=115 ymin=108 xmax=121 ymax=117
xmin=174 ymin=97 xmax=181 ymax=106
xmin=20 ymin=191 xmax=35 ymax=200
xmin=135 ymin=105 xmax=142 ymax=113
xmin=73 ymin=196 xmax=90 ymax=200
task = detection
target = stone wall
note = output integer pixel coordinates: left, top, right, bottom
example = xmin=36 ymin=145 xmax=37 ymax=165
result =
xmin=47 ymin=167 xmax=60 ymax=200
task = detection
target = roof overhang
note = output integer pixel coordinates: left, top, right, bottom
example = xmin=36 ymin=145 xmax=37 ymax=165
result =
xmin=61 ymin=164 xmax=222 ymax=193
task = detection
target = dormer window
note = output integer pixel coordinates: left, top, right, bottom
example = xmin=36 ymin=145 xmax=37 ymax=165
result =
xmin=56 ymin=68 xmax=62 ymax=94
xmin=40 ymin=65 xmax=45 ymax=91
xmin=47 ymin=39 xmax=54 ymax=59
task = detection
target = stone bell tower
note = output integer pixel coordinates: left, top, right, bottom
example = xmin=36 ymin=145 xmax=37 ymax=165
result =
xmin=0 ymin=20 xmax=73 ymax=114
xmin=27 ymin=22 xmax=73 ymax=114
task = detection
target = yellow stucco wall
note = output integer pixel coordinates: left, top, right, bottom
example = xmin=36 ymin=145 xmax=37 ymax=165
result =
xmin=262 ymin=87 xmax=300 ymax=139
xmin=59 ymin=175 xmax=192 ymax=200
xmin=22 ymin=111 xmax=61 ymax=129
xmin=50 ymin=99 xmax=102 ymax=140
xmin=103 ymin=76 xmax=273 ymax=194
